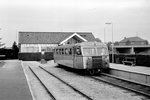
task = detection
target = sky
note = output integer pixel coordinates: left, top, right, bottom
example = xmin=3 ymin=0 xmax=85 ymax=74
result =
xmin=0 ymin=0 xmax=150 ymax=47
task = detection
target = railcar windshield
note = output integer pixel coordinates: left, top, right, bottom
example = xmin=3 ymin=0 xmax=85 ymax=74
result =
xmin=82 ymin=47 xmax=108 ymax=56
xmin=97 ymin=47 xmax=109 ymax=55
xmin=82 ymin=48 xmax=95 ymax=56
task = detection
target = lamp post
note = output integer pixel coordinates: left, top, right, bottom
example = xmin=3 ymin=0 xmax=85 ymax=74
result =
xmin=105 ymin=22 xmax=114 ymax=63
xmin=104 ymin=28 xmax=106 ymax=43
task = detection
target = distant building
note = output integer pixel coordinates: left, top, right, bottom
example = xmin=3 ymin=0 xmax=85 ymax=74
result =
xmin=18 ymin=32 xmax=96 ymax=60
xmin=114 ymin=36 xmax=150 ymax=54
xmin=119 ymin=36 xmax=148 ymax=46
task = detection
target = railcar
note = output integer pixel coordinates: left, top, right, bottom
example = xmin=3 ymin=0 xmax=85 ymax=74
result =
xmin=53 ymin=42 xmax=109 ymax=74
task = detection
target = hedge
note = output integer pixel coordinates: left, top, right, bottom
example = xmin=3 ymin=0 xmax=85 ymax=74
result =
xmin=18 ymin=52 xmax=53 ymax=61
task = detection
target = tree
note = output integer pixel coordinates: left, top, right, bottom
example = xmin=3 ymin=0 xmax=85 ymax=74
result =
xmin=145 ymin=40 xmax=149 ymax=45
xmin=107 ymin=42 xmax=113 ymax=51
xmin=95 ymin=38 xmax=102 ymax=42
xmin=12 ymin=41 xmax=19 ymax=59
xmin=0 ymin=38 xmax=5 ymax=48
xmin=114 ymin=41 xmax=119 ymax=46
xmin=126 ymin=40 xmax=131 ymax=45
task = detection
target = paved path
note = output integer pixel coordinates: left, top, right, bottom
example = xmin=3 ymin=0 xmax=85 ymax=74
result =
xmin=0 ymin=60 xmax=32 ymax=100
xmin=110 ymin=63 xmax=150 ymax=75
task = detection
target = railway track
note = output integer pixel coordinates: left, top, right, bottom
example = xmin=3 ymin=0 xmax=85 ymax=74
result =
xmin=55 ymin=64 xmax=150 ymax=98
xmin=90 ymin=73 xmax=150 ymax=98
xmin=29 ymin=66 xmax=93 ymax=100
xmin=29 ymin=66 xmax=56 ymax=100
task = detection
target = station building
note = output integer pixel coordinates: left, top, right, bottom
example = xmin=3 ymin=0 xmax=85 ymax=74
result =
xmin=113 ymin=36 xmax=150 ymax=54
xmin=112 ymin=36 xmax=150 ymax=66
xmin=18 ymin=32 xmax=96 ymax=61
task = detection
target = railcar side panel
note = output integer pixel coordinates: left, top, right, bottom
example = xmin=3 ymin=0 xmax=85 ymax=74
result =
xmin=73 ymin=56 xmax=84 ymax=69
xmin=63 ymin=55 xmax=74 ymax=68
xmin=54 ymin=54 xmax=74 ymax=68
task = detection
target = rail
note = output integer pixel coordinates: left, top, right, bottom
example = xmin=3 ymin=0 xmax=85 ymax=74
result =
xmin=29 ymin=66 xmax=56 ymax=100
xmin=90 ymin=73 xmax=150 ymax=97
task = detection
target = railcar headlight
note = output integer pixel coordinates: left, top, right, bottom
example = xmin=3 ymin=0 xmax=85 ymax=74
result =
xmin=103 ymin=55 xmax=109 ymax=62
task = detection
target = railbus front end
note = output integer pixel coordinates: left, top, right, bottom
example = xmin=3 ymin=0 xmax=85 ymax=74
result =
xmin=74 ymin=42 xmax=110 ymax=74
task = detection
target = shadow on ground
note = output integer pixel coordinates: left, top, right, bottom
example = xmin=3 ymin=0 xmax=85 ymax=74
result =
xmin=55 ymin=65 xmax=101 ymax=76
xmin=0 ymin=61 xmax=5 ymax=67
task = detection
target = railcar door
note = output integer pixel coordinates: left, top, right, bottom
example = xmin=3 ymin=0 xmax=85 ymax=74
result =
xmin=73 ymin=46 xmax=83 ymax=69
xmin=66 ymin=47 xmax=74 ymax=68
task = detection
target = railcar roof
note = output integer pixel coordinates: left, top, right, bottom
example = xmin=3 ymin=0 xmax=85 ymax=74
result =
xmin=55 ymin=42 xmax=107 ymax=48
xmin=76 ymin=42 xmax=106 ymax=46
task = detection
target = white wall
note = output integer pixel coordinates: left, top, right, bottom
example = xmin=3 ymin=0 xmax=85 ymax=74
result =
xmin=20 ymin=44 xmax=58 ymax=53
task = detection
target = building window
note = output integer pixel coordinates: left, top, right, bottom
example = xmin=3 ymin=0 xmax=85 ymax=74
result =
xmin=80 ymin=35 xmax=86 ymax=37
xmin=41 ymin=46 xmax=54 ymax=52
xmin=67 ymin=41 xmax=70 ymax=44
xmin=21 ymin=46 xmax=39 ymax=52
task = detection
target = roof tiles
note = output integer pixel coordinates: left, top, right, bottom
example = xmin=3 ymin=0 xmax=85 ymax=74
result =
xmin=120 ymin=36 xmax=146 ymax=43
xmin=19 ymin=32 xmax=95 ymax=44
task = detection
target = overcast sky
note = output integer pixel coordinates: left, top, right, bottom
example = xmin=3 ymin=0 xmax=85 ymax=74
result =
xmin=0 ymin=0 xmax=150 ymax=47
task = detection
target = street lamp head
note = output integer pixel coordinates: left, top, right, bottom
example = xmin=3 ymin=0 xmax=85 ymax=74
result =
xmin=105 ymin=23 xmax=111 ymax=24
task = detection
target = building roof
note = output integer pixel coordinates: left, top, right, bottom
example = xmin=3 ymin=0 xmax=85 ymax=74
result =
xmin=59 ymin=32 xmax=87 ymax=45
xmin=114 ymin=45 xmax=150 ymax=48
xmin=120 ymin=36 xmax=146 ymax=43
xmin=19 ymin=32 xmax=95 ymax=44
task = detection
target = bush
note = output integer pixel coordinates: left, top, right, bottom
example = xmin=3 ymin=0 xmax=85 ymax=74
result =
xmin=18 ymin=53 xmax=41 ymax=61
xmin=136 ymin=55 xmax=150 ymax=66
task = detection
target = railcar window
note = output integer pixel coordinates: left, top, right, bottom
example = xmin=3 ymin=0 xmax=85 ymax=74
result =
xmin=69 ymin=48 xmax=72 ymax=55
xmin=83 ymin=48 xmax=95 ymax=56
xmin=97 ymin=47 xmax=108 ymax=55
xmin=76 ymin=48 xmax=82 ymax=55
xmin=56 ymin=49 xmax=58 ymax=54
xmin=97 ymin=48 xmax=102 ymax=55
xmin=65 ymin=48 xmax=69 ymax=55
xmin=59 ymin=49 xmax=61 ymax=54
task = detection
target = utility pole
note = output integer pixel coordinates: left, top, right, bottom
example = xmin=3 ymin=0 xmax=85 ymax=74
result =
xmin=104 ymin=28 xmax=106 ymax=43
xmin=105 ymin=22 xmax=114 ymax=63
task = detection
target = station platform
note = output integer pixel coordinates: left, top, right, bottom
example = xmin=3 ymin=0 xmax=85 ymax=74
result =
xmin=110 ymin=63 xmax=150 ymax=75
xmin=109 ymin=63 xmax=150 ymax=85
xmin=0 ymin=60 xmax=32 ymax=100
